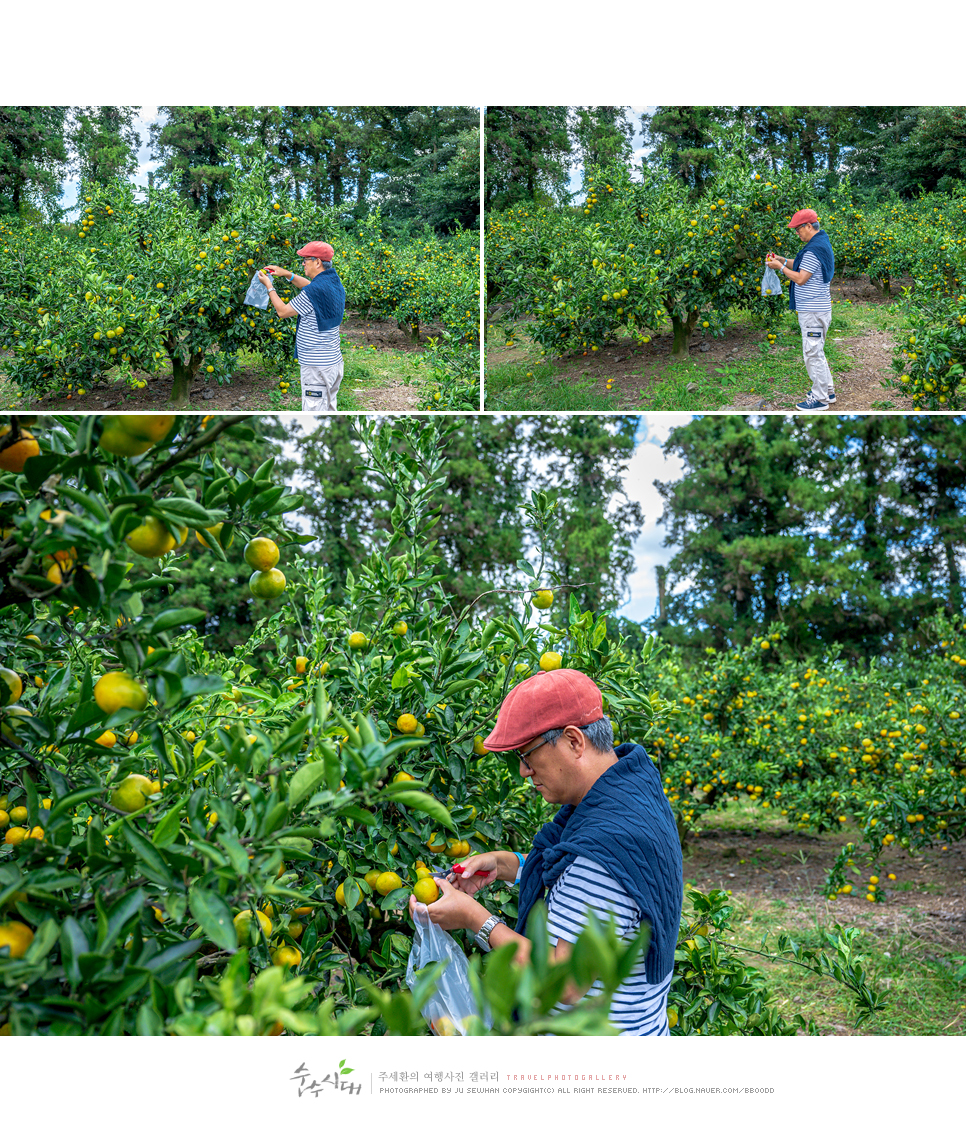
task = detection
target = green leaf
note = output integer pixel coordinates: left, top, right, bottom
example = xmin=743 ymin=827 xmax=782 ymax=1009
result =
xmin=152 ymin=803 xmax=183 ymax=848
xmin=381 ymin=787 xmax=453 ymax=829
xmin=149 ymin=608 xmax=207 ymax=634
xmin=121 ymin=823 xmax=178 ymax=889
xmin=288 ymin=761 xmax=327 ymax=807
xmin=188 ymin=884 xmax=238 ymax=952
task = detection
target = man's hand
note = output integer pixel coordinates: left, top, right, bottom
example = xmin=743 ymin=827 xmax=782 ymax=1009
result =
xmin=257 ymin=270 xmax=273 ymax=289
xmin=448 ymin=850 xmax=522 ymax=894
xmin=409 ymin=877 xmax=487 ymax=931
xmin=262 ymin=264 xmax=288 ymax=277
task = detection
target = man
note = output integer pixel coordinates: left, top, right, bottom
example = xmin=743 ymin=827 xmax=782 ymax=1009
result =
xmin=259 ymin=241 xmax=346 ymax=412
xmin=765 ymin=209 xmax=836 ymax=412
xmin=410 ymin=668 xmax=683 ymax=1035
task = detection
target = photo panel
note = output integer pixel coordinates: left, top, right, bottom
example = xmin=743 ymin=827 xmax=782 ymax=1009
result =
xmin=0 ymin=106 xmax=482 ymax=416
xmin=483 ymin=106 xmax=965 ymax=415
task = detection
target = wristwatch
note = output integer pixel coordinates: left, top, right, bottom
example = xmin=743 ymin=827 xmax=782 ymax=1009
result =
xmin=475 ymin=914 xmax=506 ymax=951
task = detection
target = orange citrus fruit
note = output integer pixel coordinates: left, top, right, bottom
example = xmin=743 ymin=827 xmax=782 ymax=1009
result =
xmin=244 ymin=537 xmax=280 ymax=571
xmin=271 ymin=945 xmax=302 ymax=968
xmin=249 ymin=569 xmax=286 ymax=599
xmin=0 ymin=667 xmax=23 ymax=705
xmin=374 ymin=871 xmax=402 ymax=896
xmin=94 ymin=672 xmax=147 ymax=714
xmin=232 ymin=909 xmax=272 ymax=945
xmin=0 ymin=920 xmax=34 ymax=958
xmin=413 ymin=878 xmax=439 ymax=905
xmin=0 ymin=429 xmax=40 ymax=472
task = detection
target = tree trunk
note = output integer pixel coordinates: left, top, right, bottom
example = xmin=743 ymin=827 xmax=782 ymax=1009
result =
xmin=670 ymin=311 xmax=699 ymax=358
xmin=870 ymin=274 xmax=891 ymax=297
xmin=169 ymin=351 xmax=203 ymax=408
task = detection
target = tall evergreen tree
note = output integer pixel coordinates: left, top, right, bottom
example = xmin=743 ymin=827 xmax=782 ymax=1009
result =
xmin=71 ymin=106 xmax=141 ymax=187
xmin=529 ymin=416 xmax=644 ymax=613
xmin=149 ymin=107 xmax=241 ymax=223
xmin=0 ymin=106 xmax=68 ymax=216
xmin=484 ymin=107 xmax=571 ymax=209
xmin=570 ymin=107 xmax=634 ymax=170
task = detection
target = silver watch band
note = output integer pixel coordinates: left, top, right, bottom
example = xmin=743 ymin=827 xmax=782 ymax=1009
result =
xmin=475 ymin=914 xmax=505 ymax=951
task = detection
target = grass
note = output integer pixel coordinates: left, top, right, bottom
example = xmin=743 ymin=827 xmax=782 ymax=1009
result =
xmin=706 ymin=894 xmax=966 ymax=1034
xmin=485 ymin=291 xmax=913 ymax=412
xmin=0 ymin=339 xmax=425 ymax=413
xmin=679 ymin=795 xmax=964 ymax=1035
xmin=485 ymin=358 xmax=619 ymax=411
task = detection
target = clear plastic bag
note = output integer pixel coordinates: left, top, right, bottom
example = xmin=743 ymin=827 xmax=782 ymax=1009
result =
xmin=405 ymin=905 xmax=490 ymax=1035
xmin=761 ymin=266 xmax=783 ymax=297
xmin=244 ymin=271 xmax=270 ymax=309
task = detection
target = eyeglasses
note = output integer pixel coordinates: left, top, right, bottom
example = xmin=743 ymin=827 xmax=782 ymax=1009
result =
xmin=516 ymin=737 xmax=552 ymax=769
xmin=301 ymin=257 xmax=320 ymax=263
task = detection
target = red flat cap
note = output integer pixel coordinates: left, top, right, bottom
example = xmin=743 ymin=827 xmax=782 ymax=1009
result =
xmin=297 ymin=241 xmax=335 ymax=260
xmin=788 ymin=208 xmax=818 ymax=229
xmin=483 ymin=668 xmax=604 ymax=751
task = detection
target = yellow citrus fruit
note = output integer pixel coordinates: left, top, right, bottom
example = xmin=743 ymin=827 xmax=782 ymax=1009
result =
xmin=244 ymin=537 xmax=280 ymax=571
xmin=287 ymin=921 xmax=304 ymax=939
xmin=9 ymin=805 xmax=27 ymax=825
xmin=0 ymin=666 xmax=23 ymax=705
xmin=473 ymin=735 xmax=490 ymax=756
xmin=196 ymin=521 xmax=234 ymax=549
xmin=532 ymin=589 xmax=554 ymax=609
xmin=539 ymin=651 xmax=562 ymax=672
xmin=94 ymin=672 xmax=147 ymax=715
xmin=433 ymin=1016 xmax=458 ymax=1035
xmin=126 ymin=516 xmax=186 ymax=558
xmin=392 ymin=771 xmax=415 ymax=783
xmin=295 ymin=656 xmax=308 ymax=674
xmin=375 ymin=871 xmax=402 ymax=896
xmin=335 ymin=881 xmax=349 ymax=906
xmin=95 ymin=729 xmax=117 ymax=748
xmin=396 ymin=713 xmax=418 ymax=734
xmin=415 ymin=866 xmax=434 ymax=881
xmin=667 ymin=1008 xmax=678 ymax=1028
xmin=413 ymin=878 xmax=440 ymax=905
xmin=271 ymin=945 xmax=302 ymax=968
xmin=233 ymin=909 xmax=272 ymax=945
xmin=99 ymin=416 xmax=164 ymax=457
xmin=249 ymin=569 xmax=286 ymax=599
xmin=110 ymin=773 xmax=153 ymax=814
xmin=5 ymin=826 xmax=27 ymax=845
xmin=0 ymin=705 xmax=31 ymax=745
xmin=0 ymin=429 xmax=40 ymax=472
xmin=0 ymin=811 xmax=8 ymax=830
xmin=0 ymin=920 xmax=35 ymax=958
xmin=392 ymin=620 xmax=408 ymax=636
xmin=348 ymin=631 xmax=368 ymax=650
xmin=364 ymin=870 xmax=382 ymax=889
xmin=27 ymin=826 xmax=43 ymax=841
xmin=427 ymin=833 xmax=446 ymax=853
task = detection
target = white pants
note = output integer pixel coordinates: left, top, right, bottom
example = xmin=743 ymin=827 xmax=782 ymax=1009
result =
xmin=300 ymin=360 xmax=344 ymax=412
xmin=798 ymin=311 xmax=833 ymax=402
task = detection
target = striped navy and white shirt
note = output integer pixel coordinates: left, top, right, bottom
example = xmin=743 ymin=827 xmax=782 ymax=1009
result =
xmin=546 ymin=855 xmax=673 ymax=1035
xmin=794 ymin=248 xmax=832 ymax=313
xmin=291 ymin=290 xmax=343 ymax=367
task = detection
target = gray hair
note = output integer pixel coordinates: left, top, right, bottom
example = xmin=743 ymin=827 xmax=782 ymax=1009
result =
xmin=542 ymin=716 xmax=614 ymax=754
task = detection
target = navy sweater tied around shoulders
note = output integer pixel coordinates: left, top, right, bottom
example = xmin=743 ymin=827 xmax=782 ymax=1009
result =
xmin=515 ymin=742 xmax=684 ymax=984
xmin=789 ymin=228 xmax=835 ymax=311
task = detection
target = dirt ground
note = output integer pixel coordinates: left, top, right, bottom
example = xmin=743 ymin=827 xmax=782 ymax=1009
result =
xmin=684 ymin=827 xmax=966 ymax=954
xmin=488 ymin=276 xmax=916 ymax=413
xmin=4 ymin=315 xmax=429 ymax=413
